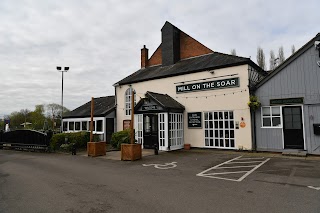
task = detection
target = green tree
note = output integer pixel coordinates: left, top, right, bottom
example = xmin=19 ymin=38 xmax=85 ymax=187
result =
xmin=30 ymin=105 xmax=46 ymax=130
xmin=0 ymin=119 xmax=4 ymax=131
xmin=9 ymin=111 xmax=25 ymax=130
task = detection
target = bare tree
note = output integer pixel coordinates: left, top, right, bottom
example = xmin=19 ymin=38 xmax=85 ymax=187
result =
xmin=230 ymin=49 xmax=237 ymax=56
xmin=256 ymin=47 xmax=266 ymax=70
xmin=269 ymin=50 xmax=276 ymax=70
xmin=278 ymin=46 xmax=286 ymax=64
xmin=46 ymin=103 xmax=69 ymax=129
xmin=291 ymin=45 xmax=296 ymax=55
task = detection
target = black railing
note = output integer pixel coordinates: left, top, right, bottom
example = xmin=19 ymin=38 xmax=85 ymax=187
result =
xmin=0 ymin=130 xmax=52 ymax=151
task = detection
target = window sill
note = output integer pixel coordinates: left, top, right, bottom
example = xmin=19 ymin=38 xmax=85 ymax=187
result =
xmin=261 ymin=126 xmax=282 ymax=129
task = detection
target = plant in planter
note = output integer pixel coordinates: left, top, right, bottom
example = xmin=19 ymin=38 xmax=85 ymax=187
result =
xmin=110 ymin=129 xmax=131 ymax=150
xmin=111 ymin=129 xmax=141 ymax=161
xmin=248 ymin=95 xmax=261 ymax=111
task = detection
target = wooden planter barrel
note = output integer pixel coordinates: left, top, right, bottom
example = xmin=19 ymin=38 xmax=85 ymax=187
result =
xmin=121 ymin=144 xmax=142 ymax=161
xmin=87 ymin=141 xmax=106 ymax=157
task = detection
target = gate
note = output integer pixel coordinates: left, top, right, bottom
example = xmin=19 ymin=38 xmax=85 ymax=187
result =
xmin=0 ymin=130 xmax=52 ymax=151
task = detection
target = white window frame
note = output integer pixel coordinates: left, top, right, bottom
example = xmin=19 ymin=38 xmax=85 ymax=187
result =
xmin=134 ymin=114 xmax=143 ymax=145
xmin=125 ymin=87 xmax=136 ymax=116
xmin=158 ymin=113 xmax=169 ymax=151
xmin=204 ymin=111 xmax=236 ymax=149
xmin=261 ymin=106 xmax=282 ymax=128
xmin=169 ymin=113 xmax=184 ymax=150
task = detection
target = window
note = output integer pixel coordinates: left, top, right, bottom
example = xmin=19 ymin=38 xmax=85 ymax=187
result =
xmin=204 ymin=111 xmax=235 ymax=149
xmin=125 ymin=87 xmax=136 ymax=116
xmin=82 ymin=121 xmax=88 ymax=131
xmin=89 ymin=121 xmax=95 ymax=131
xmin=75 ymin=122 xmax=80 ymax=131
xmin=69 ymin=122 xmax=74 ymax=131
xmin=96 ymin=120 xmax=103 ymax=132
xmin=261 ymin=106 xmax=282 ymax=127
xmin=63 ymin=122 xmax=68 ymax=131
xmin=169 ymin=113 xmax=183 ymax=148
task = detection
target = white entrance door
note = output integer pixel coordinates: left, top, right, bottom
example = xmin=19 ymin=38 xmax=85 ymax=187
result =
xmin=158 ymin=113 xmax=168 ymax=151
xmin=134 ymin=114 xmax=143 ymax=145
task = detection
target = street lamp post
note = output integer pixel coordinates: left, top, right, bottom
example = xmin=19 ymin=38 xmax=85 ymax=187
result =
xmin=57 ymin=66 xmax=69 ymax=132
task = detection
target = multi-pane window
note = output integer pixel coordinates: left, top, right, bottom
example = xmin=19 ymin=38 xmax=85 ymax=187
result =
xmin=89 ymin=121 xmax=95 ymax=131
xmin=75 ymin=122 xmax=80 ymax=131
xmin=261 ymin=106 xmax=281 ymax=127
xmin=135 ymin=114 xmax=143 ymax=144
xmin=63 ymin=122 xmax=68 ymax=131
xmin=125 ymin=87 xmax=137 ymax=116
xmin=69 ymin=122 xmax=75 ymax=131
xmin=204 ymin=111 xmax=235 ymax=149
xmin=96 ymin=120 xmax=103 ymax=132
xmin=81 ymin=121 xmax=87 ymax=131
xmin=169 ymin=113 xmax=183 ymax=147
xmin=159 ymin=113 xmax=166 ymax=148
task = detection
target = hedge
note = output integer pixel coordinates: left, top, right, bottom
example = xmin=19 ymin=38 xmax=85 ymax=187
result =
xmin=50 ymin=131 xmax=99 ymax=151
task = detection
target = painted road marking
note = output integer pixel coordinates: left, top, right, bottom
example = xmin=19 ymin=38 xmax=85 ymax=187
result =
xmin=308 ymin=186 xmax=320 ymax=190
xmin=197 ymin=156 xmax=270 ymax=182
xmin=142 ymin=162 xmax=177 ymax=169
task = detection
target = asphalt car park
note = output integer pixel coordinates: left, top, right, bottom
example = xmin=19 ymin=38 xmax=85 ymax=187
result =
xmin=1 ymin=149 xmax=320 ymax=213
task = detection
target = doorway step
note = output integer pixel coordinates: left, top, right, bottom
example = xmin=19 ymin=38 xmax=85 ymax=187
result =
xmin=282 ymin=149 xmax=307 ymax=157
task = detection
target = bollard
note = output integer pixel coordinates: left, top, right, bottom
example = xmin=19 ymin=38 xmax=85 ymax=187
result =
xmin=154 ymin=143 xmax=158 ymax=155
xmin=71 ymin=143 xmax=76 ymax=155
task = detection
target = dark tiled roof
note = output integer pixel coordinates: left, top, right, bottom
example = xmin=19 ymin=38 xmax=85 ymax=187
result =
xmin=64 ymin=96 xmax=115 ymax=118
xmin=117 ymin=52 xmax=263 ymax=85
xmin=146 ymin=91 xmax=185 ymax=110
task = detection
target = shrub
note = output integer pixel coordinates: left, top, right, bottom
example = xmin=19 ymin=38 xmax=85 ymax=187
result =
xmin=110 ymin=129 xmax=131 ymax=149
xmin=50 ymin=131 xmax=100 ymax=151
xmin=50 ymin=133 xmax=68 ymax=151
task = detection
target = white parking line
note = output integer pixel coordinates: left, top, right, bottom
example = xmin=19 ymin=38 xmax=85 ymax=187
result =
xmin=197 ymin=156 xmax=270 ymax=182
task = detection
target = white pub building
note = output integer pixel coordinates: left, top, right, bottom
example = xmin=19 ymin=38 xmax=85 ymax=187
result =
xmin=114 ymin=22 xmax=265 ymax=151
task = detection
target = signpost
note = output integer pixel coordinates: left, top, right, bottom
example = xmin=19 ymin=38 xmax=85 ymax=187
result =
xmin=188 ymin=112 xmax=202 ymax=128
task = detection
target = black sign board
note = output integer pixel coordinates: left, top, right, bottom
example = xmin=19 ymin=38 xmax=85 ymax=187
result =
xmin=141 ymin=105 xmax=159 ymax=111
xmin=270 ymin=97 xmax=304 ymax=105
xmin=176 ymin=77 xmax=239 ymax=93
xmin=188 ymin=112 xmax=202 ymax=128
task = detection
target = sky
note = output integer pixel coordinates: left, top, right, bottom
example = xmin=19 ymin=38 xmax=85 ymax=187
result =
xmin=0 ymin=0 xmax=319 ymax=117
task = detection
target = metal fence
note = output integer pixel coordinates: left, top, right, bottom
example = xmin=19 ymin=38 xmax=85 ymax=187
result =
xmin=0 ymin=130 xmax=52 ymax=151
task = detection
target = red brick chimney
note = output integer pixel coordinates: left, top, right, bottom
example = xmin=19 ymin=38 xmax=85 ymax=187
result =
xmin=141 ymin=45 xmax=149 ymax=68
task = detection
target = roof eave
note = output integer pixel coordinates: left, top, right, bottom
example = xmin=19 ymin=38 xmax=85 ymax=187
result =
xmin=117 ymin=60 xmax=251 ymax=86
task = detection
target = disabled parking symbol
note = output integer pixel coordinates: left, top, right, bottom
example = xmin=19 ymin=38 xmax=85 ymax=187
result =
xmin=142 ymin=162 xmax=177 ymax=169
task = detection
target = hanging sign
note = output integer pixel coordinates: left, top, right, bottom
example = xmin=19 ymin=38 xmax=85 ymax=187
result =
xmin=188 ymin=112 xmax=202 ymax=128
xmin=176 ymin=77 xmax=239 ymax=94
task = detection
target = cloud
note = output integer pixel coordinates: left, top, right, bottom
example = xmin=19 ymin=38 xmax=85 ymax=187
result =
xmin=0 ymin=0 xmax=319 ymax=116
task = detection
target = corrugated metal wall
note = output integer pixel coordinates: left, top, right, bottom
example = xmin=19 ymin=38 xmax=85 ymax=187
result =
xmin=255 ymin=45 xmax=320 ymax=154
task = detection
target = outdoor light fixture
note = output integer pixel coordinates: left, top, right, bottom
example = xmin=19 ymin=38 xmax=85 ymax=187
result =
xmin=57 ymin=66 xmax=69 ymax=132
